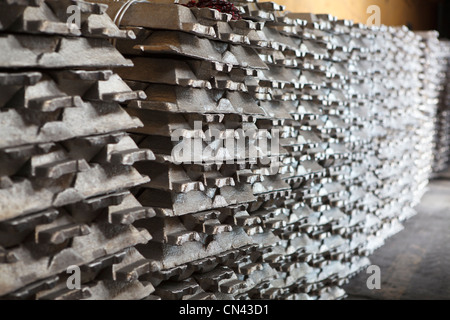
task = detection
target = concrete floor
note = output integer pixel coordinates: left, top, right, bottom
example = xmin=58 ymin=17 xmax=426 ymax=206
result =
xmin=344 ymin=169 xmax=450 ymax=300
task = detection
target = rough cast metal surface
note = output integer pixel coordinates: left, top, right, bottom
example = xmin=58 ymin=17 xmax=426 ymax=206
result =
xmin=0 ymin=0 xmax=156 ymax=300
xmin=1 ymin=0 xmax=449 ymax=300
xmin=427 ymin=38 xmax=450 ymax=174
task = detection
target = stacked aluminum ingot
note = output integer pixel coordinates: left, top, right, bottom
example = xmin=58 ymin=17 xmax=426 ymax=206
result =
xmin=0 ymin=0 xmax=157 ymax=299
xmin=1 ymin=0 xmax=446 ymax=300
xmin=402 ymin=30 xmax=438 ymax=202
xmin=229 ymin=4 xmax=354 ymax=299
xmin=96 ymin=0 xmax=292 ymax=300
xmin=440 ymin=40 xmax=450 ymax=171
xmin=445 ymin=41 xmax=450 ymax=170
xmin=363 ymin=25 xmax=436 ymax=257
xmin=425 ymin=36 xmax=450 ymax=174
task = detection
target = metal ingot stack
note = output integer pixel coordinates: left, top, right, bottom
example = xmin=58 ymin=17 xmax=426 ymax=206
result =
xmin=229 ymin=2 xmax=357 ymax=299
xmin=364 ymin=26 xmax=438 ymax=244
xmin=354 ymin=26 xmax=430 ymax=252
xmin=0 ymin=0 xmax=445 ymax=300
xmin=296 ymin=13 xmax=375 ymax=294
xmin=0 ymin=0 xmax=156 ymax=299
xmin=96 ymin=0 xmax=295 ymax=299
xmin=402 ymin=30 xmax=439 ymax=205
xmin=426 ymin=36 xmax=450 ymax=174
xmin=91 ymin=0 xmax=443 ymax=300
xmin=228 ymin=2 xmax=321 ymax=300
xmin=294 ymin=14 xmax=375 ymax=288
xmin=327 ymin=18 xmax=379 ymax=274
xmin=444 ymin=41 xmax=450 ymax=170
xmin=439 ymin=40 xmax=450 ymax=171
xmin=352 ymin=24 xmax=393 ymax=254
xmin=444 ymin=40 xmax=450 ymax=170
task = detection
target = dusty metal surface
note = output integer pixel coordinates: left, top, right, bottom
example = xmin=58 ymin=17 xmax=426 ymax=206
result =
xmin=0 ymin=0 xmax=156 ymax=300
xmin=430 ymin=39 xmax=450 ymax=174
xmin=0 ymin=0 xmax=449 ymax=300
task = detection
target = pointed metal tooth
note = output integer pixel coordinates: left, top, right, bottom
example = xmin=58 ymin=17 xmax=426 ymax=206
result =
xmin=166 ymin=231 xmax=202 ymax=246
xmin=53 ymin=70 xmax=113 ymax=82
xmin=215 ymin=250 xmax=240 ymax=264
xmin=187 ymin=292 xmax=216 ymax=300
xmin=154 ymin=279 xmax=200 ymax=300
xmin=28 ymin=96 xmax=83 ymax=112
xmin=115 ymin=260 xmax=152 ymax=282
xmin=109 ymin=207 xmax=156 ymax=225
xmin=110 ymin=149 xmax=155 ymax=166
xmin=195 ymin=266 xmax=234 ymax=291
xmin=219 ymin=279 xmax=247 ymax=294
xmin=3 ymin=276 xmax=59 ymax=300
xmin=239 ymin=262 xmax=263 ymax=275
xmin=151 ymin=264 xmax=188 ymax=281
xmin=0 ymin=209 xmax=58 ymax=233
xmin=36 ymin=223 xmax=90 ymax=245
xmin=39 ymin=287 xmax=92 ymax=300
xmin=81 ymin=250 xmax=127 ymax=274
xmin=69 ymin=191 xmax=129 ymax=214
xmin=33 ymin=159 xmax=87 ymax=179
xmin=188 ymin=256 xmax=218 ymax=273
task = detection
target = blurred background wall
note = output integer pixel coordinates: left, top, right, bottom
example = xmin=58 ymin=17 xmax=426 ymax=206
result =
xmin=276 ymin=0 xmax=449 ymax=36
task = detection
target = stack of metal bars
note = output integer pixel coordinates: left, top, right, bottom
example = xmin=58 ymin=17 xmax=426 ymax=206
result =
xmin=443 ymin=41 xmax=450 ymax=170
xmin=445 ymin=41 xmax=450 ymax=170
xmin=94 ymin=0 xmax=439 ymax=299
xmin=429 ymin=37 xmax=450 ymax=174
xmin=104 ymin=0 xmax=293 ymax=300
xmin=231 ymin=3 xmax=357 ymax=299
xmin=228 ymin=1 xmax=437 ymax=298
xmin=0 ymin=0 xmax=447 ymax=300
xmin=0 ymin=0 xmax=157 ymax=300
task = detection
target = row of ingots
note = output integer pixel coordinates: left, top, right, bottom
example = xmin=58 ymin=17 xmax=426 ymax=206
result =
xmin=0 ymin=0 xmax=449 ymax=300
